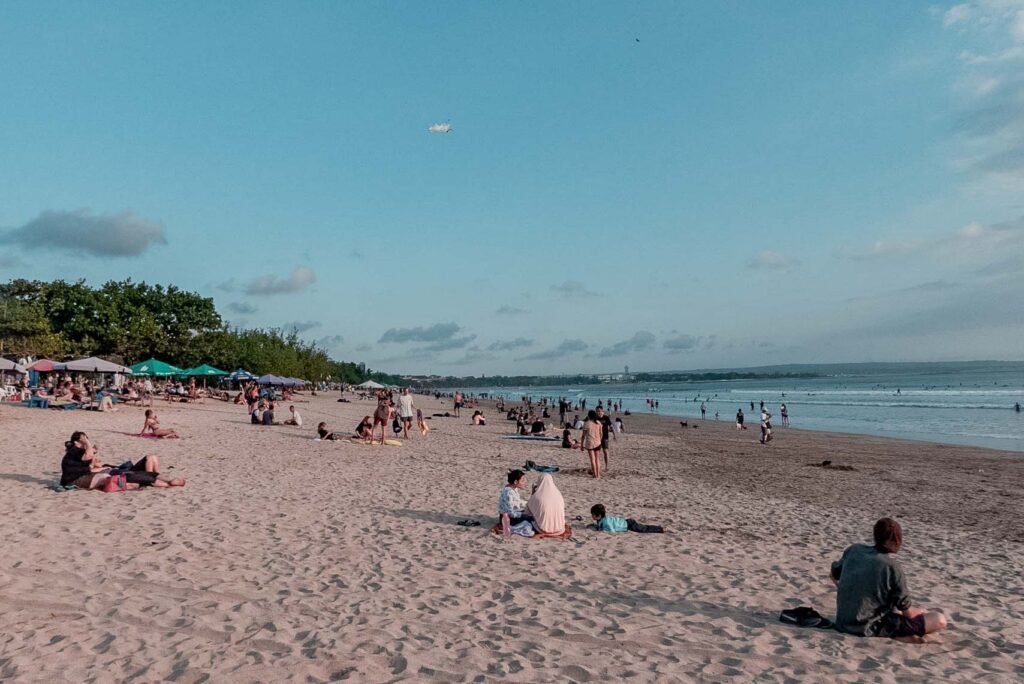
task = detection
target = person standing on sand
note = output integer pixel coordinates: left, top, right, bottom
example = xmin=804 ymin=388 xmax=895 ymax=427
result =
xmin=780 ymin=403 xmax=789 ymax=427
xmin=700 ymin=402 xmax=706 ymax=419
xmin=830 ymin=518 xmax=948 ymax=639
xmin=372 ymin=396 xmax=392 ymax=445
xmin=595 ymin=405 xmax=615 ymax=472
xmin=398 ymin=388 xmax=415 ymax=439
xmin=454 ymin=391 xmax=463 ymax=417
xmin=736 ymin=408 xmax=746 ymax=430
xmin=760 ymin=407 xmax=772 ymax=444
xmin=581 ymin=410 xmax=604 ymax=478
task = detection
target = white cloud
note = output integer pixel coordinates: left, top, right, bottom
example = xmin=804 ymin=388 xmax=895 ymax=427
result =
xmin=243 ymin=266 xmax=316 ymax=295
xmin=746 ymin=250 xmax=798 ymax=270
xmin=944 ymin=4 xmax=972 ymax=27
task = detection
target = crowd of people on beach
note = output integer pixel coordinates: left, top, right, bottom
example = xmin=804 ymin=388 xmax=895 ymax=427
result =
xmin=37 ymin=376 xmax=955 ymax=644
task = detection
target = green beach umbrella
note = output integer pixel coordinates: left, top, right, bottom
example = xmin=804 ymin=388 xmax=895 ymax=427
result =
xmin=182 ymin=364 xmax=228 ymax=377
xmin=130 ymin=358 xmax=183 ymax=377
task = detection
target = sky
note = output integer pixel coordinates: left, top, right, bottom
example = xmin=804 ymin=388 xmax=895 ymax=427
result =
xmin=1 ymin=1 xmax=1023 ymax=376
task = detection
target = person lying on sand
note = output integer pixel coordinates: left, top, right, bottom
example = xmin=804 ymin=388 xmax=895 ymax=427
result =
xmin=141 ymin=409 xmax=179 ymax=438
xmin=498 ymin=469 xmax=532 ymax=525
xmin=526 ymin=474 xmax=565 ymax=535
xmin=590 ymin=504 xmax=667 ymax=533
xmin=830 ymin=518 xmax=948 ymax=640
xmin=317 ymin=422 xmax=341 ymax=441
xmin=60 ymin=431 xmax=185 ymax=490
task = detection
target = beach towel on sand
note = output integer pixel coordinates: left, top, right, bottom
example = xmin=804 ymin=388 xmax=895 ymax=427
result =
xmin=490 ymin=522 xmax=573 ymax=539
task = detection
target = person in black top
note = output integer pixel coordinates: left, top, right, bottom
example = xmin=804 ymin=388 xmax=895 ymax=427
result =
xmin=594 ymin=406 xmax=615 ymax=471
xmin=61 ymin=431 xmax=184 ymax=489
xmin=354 ymin=416 xmax=373 ymax=440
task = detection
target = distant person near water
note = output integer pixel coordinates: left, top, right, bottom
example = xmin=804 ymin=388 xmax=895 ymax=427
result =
xmin=830 ymin=518 xmax=947 ymax=639
xmin=453 ymin=391 xmax=463 ymax=417
xmin=760 ymin=408 xmax=772 ymax=444
xmin=700 ymin=402 xmax=706 ymax=419
xmin=736 ymin=408 xmax=746 ymax=430
xmin=780 ymin=403 xmax=789 ymax=426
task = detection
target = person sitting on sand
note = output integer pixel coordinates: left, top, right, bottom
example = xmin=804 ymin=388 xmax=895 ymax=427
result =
xmin=530 ymin=419 xmax=546 ymax=435
xmin=317 ymin=422 xmax=341 ymax=441
xmin=590 ymin=504 xmax=666 ymax=533
xmin=60 ymin=431 xmax=184 ymax=489
xmin=561 ymin=427 xmax=580 ymax=449
xmin=614 ymin=417 xmax=624 ymax=434
xmin=581 ymin=410 xmax=604 ymax=478
xmin=472 ymin=410 xmax=486 ymax=426
xmin=96 ymin=389 xmax=118 ymax=412
xmin=262 ymin=400 xmax=276 ymax=426
xmin=141 ymin=409 xmax=179 ymax=438
xmin=830 ymin=518 xmax=948 ymax=639
xmin=283 ymin=405 xmax=302 ymax=426
xmin=526 ymin=473 xmax=565 ymax=535
xmin=497 ymin=469 xmax=532 ymax=525
xmin=571 ymin=414 xmax=584 ymax=430
xmin=354 ymin=416 xmax=373 ymax=440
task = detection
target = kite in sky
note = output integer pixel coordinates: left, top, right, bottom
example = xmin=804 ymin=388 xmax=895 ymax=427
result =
xmin=428 ymin=122 xmax=452 ymax=134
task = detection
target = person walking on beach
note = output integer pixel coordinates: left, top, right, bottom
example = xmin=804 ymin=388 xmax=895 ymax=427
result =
xmin=830 ymin=518 xmax=947 ymax=639
xmin=760 ymin=407 xmax=772 ymax=444
xmin=736 ymin=408 xmax=746 ymax=430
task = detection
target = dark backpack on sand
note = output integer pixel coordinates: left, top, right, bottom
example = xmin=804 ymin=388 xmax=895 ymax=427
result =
xmin=780 ymin=607 xmax=834 ymax=630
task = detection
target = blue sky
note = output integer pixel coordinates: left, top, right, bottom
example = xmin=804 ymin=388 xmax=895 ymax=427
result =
xmin=2 ymin=1 xmax=1023 ymax=375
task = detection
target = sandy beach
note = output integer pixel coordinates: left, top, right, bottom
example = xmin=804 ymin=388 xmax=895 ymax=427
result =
xmin=1 ymin=393 xmax=1022 ymax=682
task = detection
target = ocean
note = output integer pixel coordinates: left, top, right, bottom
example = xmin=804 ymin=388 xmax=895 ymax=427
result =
xmin=463 ymin=361 xmax=1024 ymax=452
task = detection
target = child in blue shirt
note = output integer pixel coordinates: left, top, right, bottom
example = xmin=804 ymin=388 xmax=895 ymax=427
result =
xmin=590 ymin=504 xmax=667 ymax=533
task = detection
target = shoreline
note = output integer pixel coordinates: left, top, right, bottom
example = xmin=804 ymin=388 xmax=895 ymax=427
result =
xmin=1 ymin=393 xmax=1021 ymax=681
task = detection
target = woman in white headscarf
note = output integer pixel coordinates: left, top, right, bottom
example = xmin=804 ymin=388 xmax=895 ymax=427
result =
xmin=526 ymin=473 xmax=565 ymax=535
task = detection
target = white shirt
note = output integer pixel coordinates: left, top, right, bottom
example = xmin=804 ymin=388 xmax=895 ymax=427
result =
xmin=292 ymin=410 xmax=303 ymax=427
xmin=399 ymin=394 xmax=415 ymax=418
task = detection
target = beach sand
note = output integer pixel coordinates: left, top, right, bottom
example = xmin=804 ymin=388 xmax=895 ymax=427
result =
xmin=0 ymin=394 xmax=1021 ymax=682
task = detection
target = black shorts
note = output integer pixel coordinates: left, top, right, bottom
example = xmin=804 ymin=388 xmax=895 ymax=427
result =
xmin=454 ymin=402 xmax=463 ymax=409
xmin=600 ymin=438 xmax=609 ymax=449
xmin=874 ymin=611 xmax=926 ymax=638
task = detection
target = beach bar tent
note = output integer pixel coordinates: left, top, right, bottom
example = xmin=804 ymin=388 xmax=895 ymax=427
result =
xmin=24 ymin=358 xmax=57 ymax=387
xmin=54 ymin=357 xmax=133 ymax=374
xmin=182 ymin=364 xmax=227 ymax=377
xmin=54 ymin=357 xmax=133 ymax=388
xmin=1 ymin=358 xmax=27 ymax=374
xmin=355 ymin=380 xmax=385 ymax=390
xmin=130 ymin=358 xmax=183 ymax=377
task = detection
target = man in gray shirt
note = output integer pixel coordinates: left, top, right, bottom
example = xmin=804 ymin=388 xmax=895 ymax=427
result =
xmin=830 ymin=518 xmax=948 ymax=639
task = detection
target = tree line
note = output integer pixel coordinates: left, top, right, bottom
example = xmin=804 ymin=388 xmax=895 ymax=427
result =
xmin=0 ymin=279 xmax=400 ymax=384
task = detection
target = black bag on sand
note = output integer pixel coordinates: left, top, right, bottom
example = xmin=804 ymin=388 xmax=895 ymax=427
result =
xmin=780 ymin=607 xmax=834 ymax=630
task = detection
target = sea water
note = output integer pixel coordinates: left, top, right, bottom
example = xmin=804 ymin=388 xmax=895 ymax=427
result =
xmin=466 ymin=361 xmax=1024 ymax=452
